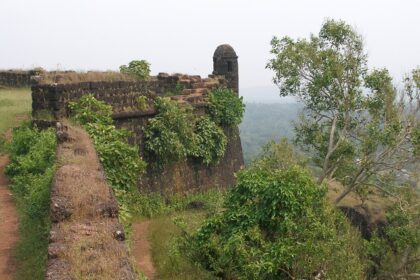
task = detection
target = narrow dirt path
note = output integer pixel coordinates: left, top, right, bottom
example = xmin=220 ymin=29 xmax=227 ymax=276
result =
xmin=0 ymin=155 xmax=18 ymax=280
xmin=132 ymin=221 xmax=156 ymax=280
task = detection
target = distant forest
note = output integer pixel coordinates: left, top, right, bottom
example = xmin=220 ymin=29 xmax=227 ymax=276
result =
xmin=239 ymin=102 xmax=302 ymax=164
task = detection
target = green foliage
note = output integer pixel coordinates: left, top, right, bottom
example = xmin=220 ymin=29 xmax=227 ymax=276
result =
xmin=144 ymin=97 xmax=227 ymax=165
xmin=191 ymin=117 xmax=227 ymax=165
xmin=149 ymin=211 xmax=218 ymax=280
xmin=69 ymin=96 xmax=147 ymax=237
xmin=144 ymin=97 xmax=197 ymax=164
xmin=208 ymin=88 xmax=245 ymax=126
xmin=68 ymin=94 xmax=113 ymax=125
xmin=5 ymin=122 xmax=57 ymax=279
xmin=364 ymin=188 xmax=420 ymax=278
xmin=184 ymin=165 xmax=365 ymax=279
xmin=268 ymin=19 xmax=419 ymax=204
xmin=120 ymin=60 xmax=151 ymax=80
xmin=85 ymin=123 xmax=146 ymax=191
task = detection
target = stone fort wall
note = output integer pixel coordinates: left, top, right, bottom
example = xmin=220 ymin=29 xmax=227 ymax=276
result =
xmin=30 ymin=44 xmax=244 ymax=193
xmin=0 ymin=70 xmax=33 ymax=88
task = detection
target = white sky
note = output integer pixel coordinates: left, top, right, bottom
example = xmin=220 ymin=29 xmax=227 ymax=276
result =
xmin=0 ymin=0 xmax=419 ymax=92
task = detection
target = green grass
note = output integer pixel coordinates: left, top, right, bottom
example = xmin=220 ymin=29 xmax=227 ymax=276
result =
xmin=130 ymin=189 xmax=226 ymax=279
xmin=0 ymin=87 xmax=31 ymax=136
xmin=5 ymin=123 xmax=56 ymax=280
xmin=149 ymin=210 xmax=218 ymax=280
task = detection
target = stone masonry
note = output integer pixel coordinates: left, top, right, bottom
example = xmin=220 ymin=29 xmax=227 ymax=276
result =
xmin=31 ymin=44 xmax=244 ymax=193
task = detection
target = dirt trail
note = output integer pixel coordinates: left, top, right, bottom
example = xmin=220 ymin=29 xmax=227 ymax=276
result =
xmin=132 ymin=221 xmax=156 ymax=280
xmin=0 ymin=155 xmax=18 ymax=280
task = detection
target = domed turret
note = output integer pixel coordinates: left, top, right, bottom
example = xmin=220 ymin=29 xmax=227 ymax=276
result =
xmin=213 ymin=44 xmax=239 ymax=94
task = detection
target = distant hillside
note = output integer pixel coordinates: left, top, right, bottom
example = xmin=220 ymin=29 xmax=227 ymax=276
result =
xmin=239 ymin=102 xmax=302 ymax=164
xmin=240 ymin=85 xmax=296 ymax=103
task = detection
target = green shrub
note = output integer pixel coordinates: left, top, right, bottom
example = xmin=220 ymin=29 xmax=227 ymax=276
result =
xmin=68 ymin=94 xmax=113 ymax=125
xmin=85 ymin=123 xmax=146 ymax=191
xmin=120 ymin=60 xmax=151 ymax=80
xmin=5 ymin=122 xmax=57 ymax=279
xmin=208 ymin=88 xmax=245 ymax=126
xmin=144 ymin=97 xmax=229 ymax=165
xmin=184 ymin=166 xmax=366 ymax=279
xmin=364 ymin=189 xmax=420 ymax=279
xmin=144 ymin=97 xmax=197 ymax=164
xmin=6 ymin=128 xmax=56 ymax=179
xmin=191 ymin=117 xmax=227 ymax=165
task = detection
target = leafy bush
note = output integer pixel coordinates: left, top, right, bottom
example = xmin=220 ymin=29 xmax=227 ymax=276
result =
xmin=208 ymin=88 xmax=245 ymax=126
xmin=144 ymin=97 xmax=197 ymax=164
xmin=184 ymin=165 xmax=366 ymax=279
xmin=144 ymin=97 xmax=228 ymax=165
xmin=120 ymin=60 xmax=151 ymax=80
xmin=191 ymin=117 xmax=227 ymax=165
xmin=5 ymin=122 xmax=57 ymax=279
xmin=85 ymin=123 xmax=146 ymax=191
xmin=364 ymin=188 xmax=420 ymax=278
xmin=68 ymin=94 xmax=113 ymax=125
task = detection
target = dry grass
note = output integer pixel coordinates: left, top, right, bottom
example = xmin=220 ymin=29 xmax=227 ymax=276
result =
xmin=327 ymin=179 xmax=391 ymax=223
xmin=0 ymin=87 xmax=31 ymax=135
xmin=60 ymin=222 xmax=133 ymax=280
xmin=36 ymin=71 xmax=138 ymax=85
xmin=48 ymin=123 xmax=138 ymax=279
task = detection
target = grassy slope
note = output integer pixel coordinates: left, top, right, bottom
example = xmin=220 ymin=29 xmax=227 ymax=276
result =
xmin=0 ymin=87 xmax=31 ymax=136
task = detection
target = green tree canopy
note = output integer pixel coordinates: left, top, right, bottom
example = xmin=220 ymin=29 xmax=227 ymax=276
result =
xmin=267 ymin=19 xmax=420 ymax=204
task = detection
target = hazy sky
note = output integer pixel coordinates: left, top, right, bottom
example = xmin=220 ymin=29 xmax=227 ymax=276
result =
xmin=1 ymin=0 xmax=419 ymax=95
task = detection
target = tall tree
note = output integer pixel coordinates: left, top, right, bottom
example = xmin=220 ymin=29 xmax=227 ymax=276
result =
xmin=267 ymin=19 xmax=419 ymax=204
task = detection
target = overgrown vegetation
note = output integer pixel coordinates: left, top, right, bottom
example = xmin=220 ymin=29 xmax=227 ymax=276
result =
xmin=5 ymin=123 xmax=57 ymax=279
xmin=364 ymin=188 xmax=420 ymax=279
xmin=120 ymin=60 xmax=151 ymax=80
xmin=144 ymin=97 xmax=229 ymax=166
xmin=69 ymin=95 xmax=147 ymax=233
xmin=192 ymin=117 xmax=227 ymax=165
xmin=182 ymin=140 xmax=365 ymax=280
xmin=143 ymin=97 xmax=197 ymax=164
xmin=267 ymin=19 xmax=420 ymax=279
xmin=208 ymin=88 xmax=245 ymax=126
